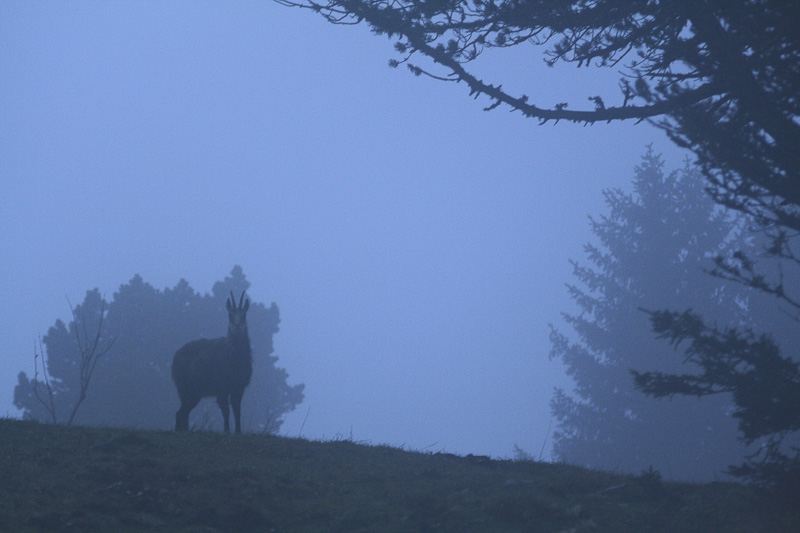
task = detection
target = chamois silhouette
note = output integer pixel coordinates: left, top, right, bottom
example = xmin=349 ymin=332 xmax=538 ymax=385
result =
xmin=172 ymin=291 xmax=252 ymax=433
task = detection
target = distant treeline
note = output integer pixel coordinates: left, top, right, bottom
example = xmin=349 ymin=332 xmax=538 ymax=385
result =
xmin=14 ymin=266 xmax=304 ymax=433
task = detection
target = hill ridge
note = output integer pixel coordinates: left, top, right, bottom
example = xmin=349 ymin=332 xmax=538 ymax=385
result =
xmin=1 ymin=419 xmax=796 ymax=531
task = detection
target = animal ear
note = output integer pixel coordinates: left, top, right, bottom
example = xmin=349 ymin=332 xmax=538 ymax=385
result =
xmin=229 ymin=291 xmax=238 ymax=311
xmin=226 ymin=298 xmax=232 ymax=311
xmin=243 ymin=299 xmax=250 ymax=313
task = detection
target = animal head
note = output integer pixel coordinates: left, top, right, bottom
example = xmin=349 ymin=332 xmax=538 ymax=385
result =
xmin=226 ymin=290 xmax=250 ymax=336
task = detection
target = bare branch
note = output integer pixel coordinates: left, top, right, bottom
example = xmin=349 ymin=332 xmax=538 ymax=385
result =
xmin=65 ymin=296 xmax=114 ymax=426
xmin=31 ymin=336 xmax=58 ymax=424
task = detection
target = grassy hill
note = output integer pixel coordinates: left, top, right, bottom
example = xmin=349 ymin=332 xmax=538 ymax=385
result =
xmin=1 ymin=419 xmax=797 ymax=532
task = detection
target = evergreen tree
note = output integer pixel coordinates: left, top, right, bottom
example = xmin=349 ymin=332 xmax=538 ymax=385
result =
xmin=550 ymin=148 xmax=747 ymax=481
xmin=278 ymin=0 xmax=800 ymax=486
xmin=14 ymin=266 xmax=304 ymax=432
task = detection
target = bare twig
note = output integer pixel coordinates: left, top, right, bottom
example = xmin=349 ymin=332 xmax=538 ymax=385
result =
xmin=65 ymin=296 xmax=115 ymax=425
xmin=31 ymin=336 xmax=58 ymax=423
xmin=298 ymin=405 xmax=311 ymax=438
xmin=539 ymin=418 xmax=553 ymax=462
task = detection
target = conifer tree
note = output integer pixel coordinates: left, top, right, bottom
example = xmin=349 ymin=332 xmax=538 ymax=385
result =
xmin=550 ymin=148 xmax=747 ymax=480
xmin=277 ymin=0 xmax=800 ymax=485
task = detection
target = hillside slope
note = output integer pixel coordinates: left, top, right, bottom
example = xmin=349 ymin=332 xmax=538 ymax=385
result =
xmin=0 ymin=419 xmax=796 ymax=531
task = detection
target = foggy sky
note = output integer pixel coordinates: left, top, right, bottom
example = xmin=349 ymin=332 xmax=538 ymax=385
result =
xmin=1 ymin=1 xmax=688 ymax=458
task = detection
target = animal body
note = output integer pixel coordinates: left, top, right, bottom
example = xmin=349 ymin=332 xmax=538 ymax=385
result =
xmin=172 ymin=291 xmax=252 ymax=433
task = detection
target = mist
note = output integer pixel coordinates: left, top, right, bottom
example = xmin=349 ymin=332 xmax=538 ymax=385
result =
xmin=1 ymin=2 xmax=690 ymax=459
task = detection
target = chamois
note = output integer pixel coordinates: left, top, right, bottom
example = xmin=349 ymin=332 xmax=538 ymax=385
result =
xmin=172 ymin=291 xmax=252 ymax=433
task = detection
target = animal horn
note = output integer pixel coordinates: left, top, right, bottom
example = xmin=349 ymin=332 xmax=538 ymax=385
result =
xmin=230 ymin=291 xmax=236 ymax=307
xmin=239 ymin=291 xmax=246 ymax=308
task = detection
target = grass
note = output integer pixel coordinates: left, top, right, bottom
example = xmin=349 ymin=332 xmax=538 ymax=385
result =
xmin=1 ymin=419 xmax=797 ymax=532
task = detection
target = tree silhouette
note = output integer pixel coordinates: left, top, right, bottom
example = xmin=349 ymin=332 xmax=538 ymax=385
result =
xmin=551 ymin=148 xmax=752 ymax=480
xmin=276 ymin=0 xmax=799 ymax=231
xmin=15 ymin=289 xmax=113 ymax=425
xmin=277 ymin=0 xmax=800 ymax=485
xmin=14 ymin=266 xmax=304 ymax=432
xmin=633 ymin=307 xmax=800 ymax=488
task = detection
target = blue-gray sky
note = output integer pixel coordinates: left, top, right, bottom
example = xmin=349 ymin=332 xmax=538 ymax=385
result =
xmin=1 ymin=1 xmax=688 ymax=458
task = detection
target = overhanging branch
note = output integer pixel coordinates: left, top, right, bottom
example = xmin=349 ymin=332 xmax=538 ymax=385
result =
xmin=407 ymin=32 xmax=721 ymax=124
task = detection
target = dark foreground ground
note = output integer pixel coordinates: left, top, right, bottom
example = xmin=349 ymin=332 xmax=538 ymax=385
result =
xmin=1 ymin=419 xmax=797 ymax=531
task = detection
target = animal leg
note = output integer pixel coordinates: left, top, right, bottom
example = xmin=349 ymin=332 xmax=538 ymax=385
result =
xmin=176 ymin=397 xmax=200 ymax=432
xmin=217 ymin=395 xmax=231 ymax=433
xmin=231 ymin=390 xmax=244 ymax=434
